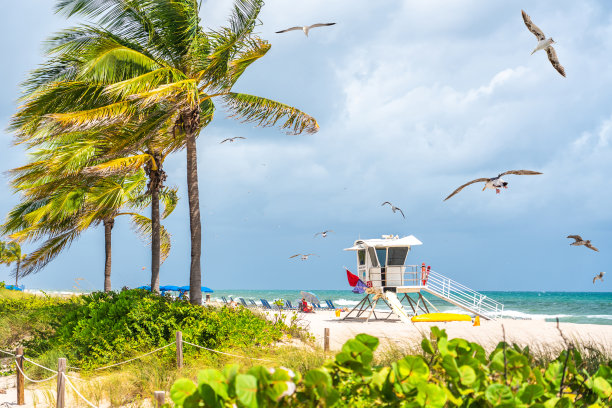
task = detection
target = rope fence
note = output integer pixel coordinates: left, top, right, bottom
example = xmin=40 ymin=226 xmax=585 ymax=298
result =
xmin=6 ymin=331 xmax=280 ymax=407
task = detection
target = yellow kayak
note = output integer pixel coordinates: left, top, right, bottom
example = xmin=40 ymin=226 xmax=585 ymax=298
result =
xmin=411 ymin=313 xmax=472 ymax=322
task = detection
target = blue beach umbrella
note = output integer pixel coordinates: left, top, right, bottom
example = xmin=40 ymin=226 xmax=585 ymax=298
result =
xmin=4 ymin=285 xmax=23 ymax=291
xmin=136 ymin=285 xmax=151 ymax=291
xmin=160 ymin=285 xmax=181 ymax=292
xmin=178 ymin=285 xmax=213 ymax=293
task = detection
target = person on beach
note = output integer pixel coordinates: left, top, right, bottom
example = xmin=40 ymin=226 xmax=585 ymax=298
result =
xmin=300 ymin=298 xmax=314 ymax=313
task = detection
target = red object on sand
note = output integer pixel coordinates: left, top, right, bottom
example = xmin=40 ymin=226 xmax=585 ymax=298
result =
xmin=346 ymin=269 xmax=360 ymax=287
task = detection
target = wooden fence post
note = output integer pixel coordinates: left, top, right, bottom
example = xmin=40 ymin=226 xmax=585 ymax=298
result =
xmin=154 ymin=391 xmax=165 ymax=407
xmin=16 ymin=346 xmax=24 ymax=405
xmin=56 ymin=358 xmax=66 ymax=408
xmin=176 ymin=331 xmax=183 ymax=368
xmin=324 ymin=328 xmax=330 ymax=352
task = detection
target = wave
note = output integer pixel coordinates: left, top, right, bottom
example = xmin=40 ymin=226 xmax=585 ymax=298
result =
xmin=501 ymin=310 xmax=572 ymax=320
xmin=333 ymin=298 xmax=360 ymax=306
xmin=585 ymin=315 xmax=612 ymax=320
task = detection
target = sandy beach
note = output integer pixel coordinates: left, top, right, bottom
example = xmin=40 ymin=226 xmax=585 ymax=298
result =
xmin=297 ymin=310 xmax=612 ymax=353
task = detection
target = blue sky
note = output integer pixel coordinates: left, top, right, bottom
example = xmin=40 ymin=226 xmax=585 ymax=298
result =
xmin=0 ymin=0 xmax=610 ymax=292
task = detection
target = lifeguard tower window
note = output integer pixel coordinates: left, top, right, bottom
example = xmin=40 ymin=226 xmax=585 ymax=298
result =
xmin=388 ymin=247 xmax=408 ymax=265
xmin=376 ymin=249 xmax=387 ymax=266
xmin=368 ymin=247 xmax=378 ymax=267
xmin=358 ymin=250 xmax=366 ymax=266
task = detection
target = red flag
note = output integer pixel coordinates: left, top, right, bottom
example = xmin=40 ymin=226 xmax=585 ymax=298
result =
xmin=346 ymin=269 xmax=360 ymax=287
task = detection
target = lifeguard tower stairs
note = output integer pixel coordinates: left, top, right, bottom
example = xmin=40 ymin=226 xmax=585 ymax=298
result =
xmin=343 ymin=235 xmax=504 ymax=322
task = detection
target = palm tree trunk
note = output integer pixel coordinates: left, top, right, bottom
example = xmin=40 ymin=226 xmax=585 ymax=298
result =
xmin=186 ymin=130 xmax=202 ymax=305
xmin=150 ymin=180 xmax=161 ymax=293
xmin=15 ymin=260 xmax=20 ymax=287
xmin=104 ymin=219 xmax=114 ymax=292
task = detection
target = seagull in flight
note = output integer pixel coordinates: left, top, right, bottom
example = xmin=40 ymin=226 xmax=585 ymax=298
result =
xmin=567 ymin=235 xmax=599 ymax=252
xmin=290 ymin=253 xmax=319 ymax=261
xmin=276 ymin=23 xmax=336 ymax=37
xmin=444 ymin=170 xmax=542 ymax=201
xmin=521 ymin=10 xmax=566 ymax=77
xmin=593 ymin=272 xmax=605 ymax=284
xmin=314 ymin=230 xmax=334 ymax=238
xmin=220 ymin=137 xmax=246 ymax=144
xmin=381 ymin=202 xmax=405 ymax=218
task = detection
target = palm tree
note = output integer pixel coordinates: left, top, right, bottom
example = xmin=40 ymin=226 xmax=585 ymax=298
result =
xmin=25 ymin=0 xmax=320 ymax=304
xmin=2 ymin=242 xmax=26 ymax=287
xmin=4 ymin=166 xmax=176 ymax=291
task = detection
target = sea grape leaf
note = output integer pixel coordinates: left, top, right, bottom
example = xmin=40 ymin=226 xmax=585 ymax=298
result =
xmin=545 ymin=361 xmax=563 ymax=387
xmin=355 ymin=333 xmax=379 ymax=351
xmin=235 ymin=374 xmax=258 ymax=408
xmin=485 ymin=384 xmax=513 ymax=405
xmin=592 ymin=377 xmax=612 ymax=399
xmin=394 ymin=356 xmax=430 ymax=392
xmin=197 ymin=369 xmax=229 ymax=400
xmin=459 ymin=365 xmax=477 ymax=386
xmin=421 ymin=338 xmax=435 ymax=355
xmin=416 ymin=383 xmax=447 ymax=408
xmin=518 ymin=384 xmax=544 ymax=404
xmin=441 ymin=355 xmax=460 ymax=380
xmin=170 ymin=378 xmax=197 ymax=406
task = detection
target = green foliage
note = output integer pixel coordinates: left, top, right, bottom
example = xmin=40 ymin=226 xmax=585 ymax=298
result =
xmin=169 ymin=328 xmax=612 ymax=407
xmin=7 ymin=290 xmax=290 ymax=369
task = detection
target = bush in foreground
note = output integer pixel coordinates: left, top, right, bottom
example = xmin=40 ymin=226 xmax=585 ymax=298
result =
xmin=169 ymin=327 xmax=612 ymax=407
xmin=7 ymin=289 xmax=291 ymax=368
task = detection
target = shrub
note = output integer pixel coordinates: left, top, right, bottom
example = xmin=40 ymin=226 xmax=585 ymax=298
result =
xmin=168 ymin=328 xmax=612 ymax=407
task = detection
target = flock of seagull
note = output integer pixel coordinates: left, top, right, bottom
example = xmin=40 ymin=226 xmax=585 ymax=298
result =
xmin=219 ymin=12 xmax=602 ymax=285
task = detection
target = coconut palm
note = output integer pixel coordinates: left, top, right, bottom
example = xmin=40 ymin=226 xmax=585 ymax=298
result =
xmin=1 ymin=242 xmax=26 ymax=287
xmin=16 ymin=0 xmax=320 ymax=304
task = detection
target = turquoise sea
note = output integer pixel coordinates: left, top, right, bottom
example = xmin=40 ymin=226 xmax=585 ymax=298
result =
xmin=208 ymin=290 xmax=612 ymax=326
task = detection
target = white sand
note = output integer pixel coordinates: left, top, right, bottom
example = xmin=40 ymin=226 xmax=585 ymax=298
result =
xmin=296 ymin=310 xmax=612 ymax=353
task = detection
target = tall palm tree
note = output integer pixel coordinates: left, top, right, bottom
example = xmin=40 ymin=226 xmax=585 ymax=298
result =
xmin=27 ymin=0 xmax=320 ymax=304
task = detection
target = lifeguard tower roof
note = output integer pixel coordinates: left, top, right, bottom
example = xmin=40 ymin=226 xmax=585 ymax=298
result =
xmin=344 ymin=235 xmax=423 ymax=251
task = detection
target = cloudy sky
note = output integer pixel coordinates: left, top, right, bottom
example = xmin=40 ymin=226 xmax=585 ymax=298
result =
xmin=0 ymin=0 xmax=610 ymax=292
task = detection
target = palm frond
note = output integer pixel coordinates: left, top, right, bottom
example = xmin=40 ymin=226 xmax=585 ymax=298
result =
xmin=159 ymin=186 xmax=178 ymax=219
xmin=84 ymin=154 xmax=153 ymax=176
xmin=223 ymin=92 xmax=319 ymax=135
xmin=130 ymin=214 xmax=171 ymax=262
xmin=104 ymin=67 xmax=188 ymax=97
xmin=129 ymin=79 xmax=199 ymax=109
xmin=18 ymin=228 xmax=82 ymax=276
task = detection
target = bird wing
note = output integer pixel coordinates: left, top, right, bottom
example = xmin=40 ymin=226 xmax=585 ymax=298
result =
xmin=498 ymin=170 xmax=543 ymax=177
xmin=236 ymin=136 xmax=246 ymax=140
xmin=326 ymin=230 xmax=334 ymax=234
xmin=220 ymin=138 xmax=230 ymax=144
xmin=521 ymin=10 xmax=546 ymax=41
xmin=396 ymin=207 xmax=405 ymax=218
xmin=276 ymin=26 xmax=303 ymax=33
xmin=289 ymin=254 xmax=301 ymax=258
xmin=381 ymin=201 xmax=392 ymax=206
xmin=313 ymin=232 xmax=321 ymax=237
xmin=546 ymin=46 xmax=566 ymax=77
xmin=308 ymin=23 xmax=336 ymax=29
xmin=567 ymin=235 xmax=582 ymax=241
xmin=586 ymin=243 xmax=599 ymax=252
xmin=444 ymin=178 xmax=490 ymax=201
xmin=306 ymin=253 xmax=319 ymax=257
xmin=593 ymin=276 xmax=598 ymax=284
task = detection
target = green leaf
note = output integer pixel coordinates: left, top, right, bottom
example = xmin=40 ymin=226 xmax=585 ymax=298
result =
xmin=459 ymin=365 xmax=477 ymax=386
xmin=416 ymin=383 xmax=447 ymax=408
xmin=421 ymin=338 xmax=435 ymax=355
xmin=197 ymin=369 xmax=229 ymax=400
xmin=235 ymin=374 xmax=258 ymax=408
xmin=592 ymin=376 xmax=612 ymax=399
xmin=518 ymin=384 xmax=544 ymax=404
xmin=485 ymin=384 xmax=514 ymax=405
xmin=394 ymin=356 xmax=430 ymax=392
xmin=355 ymin=333 xmax=379 ymax=351
xmin=170 ymin=378 xmax=197 ymax=406
xmin=545 ymin=361 xmax=563 ymax=387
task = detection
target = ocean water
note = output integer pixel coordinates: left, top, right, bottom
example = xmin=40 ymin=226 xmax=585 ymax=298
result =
xmin=208 ymin=290 xmax=612 ymax=325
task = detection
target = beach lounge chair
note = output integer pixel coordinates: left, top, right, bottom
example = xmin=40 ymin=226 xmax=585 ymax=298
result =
xmin=325 ymin=300 xmax=337 ymax=310
xmin=239 ymin=298 xmax=249 ymax=308
xmin=249 ymin=299 xmax=258 ymax=307
xmin=260 ymin=299 xmax=273 ymax=309
xmin=313 ymin=303 xmax=322 ymax=310
xmin=221 ymin=296 xmax=228 ymax=304
xmin=284 ymin=300 xmax=297 ymax=310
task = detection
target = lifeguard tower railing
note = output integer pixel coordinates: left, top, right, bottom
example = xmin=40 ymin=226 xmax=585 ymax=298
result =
xmin=366 ymin=266 xmax=504 ymax=320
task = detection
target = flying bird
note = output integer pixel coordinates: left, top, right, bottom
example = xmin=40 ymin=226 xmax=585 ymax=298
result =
xmin=567 ymin=235 xmax=599 ymax=252
xmin=521 ymin=10 xmax=566 ymax=77
xmin=276 ymin=23 xmax=336 ymax=37
xmin=290 ymin=253 xmax=319 ymax=261
xmin=593 ymin=272 xmax=605 ymax=284
xmin=444 ymin=170 xmax=542 ymax=201
xmin=381 ymin=202 xmax=405 ymax=218
xmin=220 ymin=137 xmax=246 ymax=144
xmin=314 ymin=230 xmax=334 ymax=238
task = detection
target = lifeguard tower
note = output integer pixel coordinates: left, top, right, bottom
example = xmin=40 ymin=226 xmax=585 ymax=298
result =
xmin=343 ymin=235 xmax=504 ymax=322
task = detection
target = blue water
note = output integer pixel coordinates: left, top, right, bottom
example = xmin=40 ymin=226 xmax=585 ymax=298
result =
xmin=209 ymin=290 xmax=612 ymax=325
